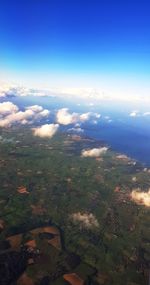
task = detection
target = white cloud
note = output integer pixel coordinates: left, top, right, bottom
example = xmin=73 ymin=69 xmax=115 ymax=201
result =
xmin=0 ymin=102 xmax=19 ymax=115
xmin=95 ymin=113 xmax=101 ymax=119
xmin=129 ymin=111 xmax=150 ymax=118
xmin=56 ymin=108 xmax=79 ymax=125
xmin=0 ymin=110 xmax=34 ymax=127
xmin=26 ymin=105 xmax=43 ymax=112
xmin=0 ymin=85 xmax=14 ymax=97
xmin=143 ymin=112 xmax=150 ymax=116
xmin=81 ymin=147 xmax=108 ymax=157
xmin=0 ymin=102 xmax=50 ymax=127
xmin=80 ymin=112 xmax=101 ymax=122
xmin=75 ymin=123 xmax=81 ymax=127
xmin=32 ymin=124 xmax=59 ymax=138
xmin=71 ymin=212 xmax=99 ymax=229
xmin=0 ymin=84 xmax=56 ymax=98
xmin=68 ymin=127 xmax=84 ymax=133
xmin=26 ymin=105 xmax=50 ymax=118
xmin=129 ymin=110 xmax=139 ymax=117
xmin=79 ymin=112 xmax=91 ymax=122
xmin=1 ymin=84 xmax=150 ymax=104
xmin=56 ymin=108 xmax=101 ymax=126
xmin=131 ymin=189 xmax=150 ymax=207
xmin=39 ymin=109 xmax=50 ymax=117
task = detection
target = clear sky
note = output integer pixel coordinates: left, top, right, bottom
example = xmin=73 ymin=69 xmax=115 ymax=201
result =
xmin=0 ymin=0 xmax=150 ymax=97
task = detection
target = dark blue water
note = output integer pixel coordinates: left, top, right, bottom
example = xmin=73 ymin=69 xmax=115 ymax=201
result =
xmin=84 ymin=122 xmax=150 ymax=166
xmin=7 ymin=96 xmax=150 ymax=166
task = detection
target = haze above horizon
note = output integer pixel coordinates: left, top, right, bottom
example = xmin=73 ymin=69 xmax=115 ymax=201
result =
xmin=0 ymin=0 xmax=150 ymax=98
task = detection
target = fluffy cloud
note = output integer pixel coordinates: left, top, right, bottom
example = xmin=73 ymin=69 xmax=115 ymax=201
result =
xmin=26 ymin=105 xmax=43 ymax=112
xmin=81 ymin=147 xmax=108 ymax=157
xmin=0 ymin=110 xmax=34 ymax=127
xmin=0 ymin=102 xmax=50 ymax=127
xmin=80 ymin=112 xmax=91 ymax=122
xmin=79 ymin=112 xmax=101 ymax=123
xmin=56 ymin=108 xmax=101 ymax=125
xmin=32 ymin=124 xmax=59 ymax=138
xmin=0 ymin=85 xmax=14 ymax=97
xmin=71 ymin=212 xmax=99 ymax=229
xmin=0 ymin=102 xmax=19 ymax=115
xmin=131 ymin=189 xmax=150 ymax=207
xmin=56 ymin=108 xmax=79 ymax=125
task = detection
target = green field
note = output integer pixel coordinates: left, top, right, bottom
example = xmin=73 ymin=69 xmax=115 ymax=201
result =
xmin=0 ymin=127 xmax=149 ymax=285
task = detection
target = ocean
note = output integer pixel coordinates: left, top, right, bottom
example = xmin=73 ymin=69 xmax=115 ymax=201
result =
xmin=8 ymin=95 xmax=150 ymax=166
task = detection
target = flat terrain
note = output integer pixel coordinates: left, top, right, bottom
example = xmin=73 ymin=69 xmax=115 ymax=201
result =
xmin=0 ymin=127 xmax=149 ymax=285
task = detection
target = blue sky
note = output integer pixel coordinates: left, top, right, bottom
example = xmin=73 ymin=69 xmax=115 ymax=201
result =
xmin=0 ymin=0 xmax=150 ymax=96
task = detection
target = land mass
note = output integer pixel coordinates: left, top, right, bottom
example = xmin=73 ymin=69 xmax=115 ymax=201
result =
xmin=0 ymin=127 xmax=149 ymax=285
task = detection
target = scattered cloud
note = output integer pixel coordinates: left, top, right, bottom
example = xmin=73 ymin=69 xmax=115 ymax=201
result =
xmin=129 ymin=110 xmax=150 ymax=118
xmin=56 ymin=108 xmax=79 ymax=125
xmin=26 ymin=105 xmax=43 ymax=112
xmin=0 ymin=102 xmax=19 ymax=115
xmin=131 ymin=189 xmax=150 ymax=207
xmin=143 ymin=112 xmax=150 ymax=116
xmin=92 ymin=120 xmax=98 ymax=124
xmin=81 ymin=147 xmax=108 ymax=157
xmin=71 ymin=212 xmax=99 ymax=229
xmin=104 ymin=116 xmax=110 ymax=120
xmin=95 ymin=113 xmax=101 ymax=119
xmin=56 ymin=108 xmax=101 ymax=126
xmin=32 ymin=124 xmax=59 ymax=138
xmin=0 ymin=102 xmax=50 ymax=127
xmin=80 ymin=112 xmax=91 ymax=122
xmin=68 ymin=127 xmax=84 ymax=133
xmin=129 ymin=110 xmax=139 ymax=117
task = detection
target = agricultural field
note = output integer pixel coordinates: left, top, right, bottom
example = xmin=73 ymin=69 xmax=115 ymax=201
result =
xmin=0 ymin=127 xmax=149 ymax=285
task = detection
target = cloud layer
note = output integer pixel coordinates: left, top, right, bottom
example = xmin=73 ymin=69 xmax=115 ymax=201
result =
xmin=32 ymin=124 xmax=59 ymax=138
xmin=81 ymin=147 xmax=108 ymax=157
xmin=1 ymin=85 xmax=150 ymax=104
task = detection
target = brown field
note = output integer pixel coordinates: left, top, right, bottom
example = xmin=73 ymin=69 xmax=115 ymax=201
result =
xmin=30 ymin=226 xmax=62 ymax=250
xmin=6 ymin=234 xmax=22 ymax=250
xmin=30 ymin=226 xmax=60 ymax=236
xmin=17 ymin=186 xmax=29 ymax=194
xmin=25 ymin=239 xmax=37 ymax=249
xmin=17 ymin=273 xmax=34 ymax=285
xmin=48 ymin=236 xmax=62 ymax=250
xmin=63 ymin=273 xmax=84 ymax=285
xmin=31 ymin=204 xmax=46 ymax=215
